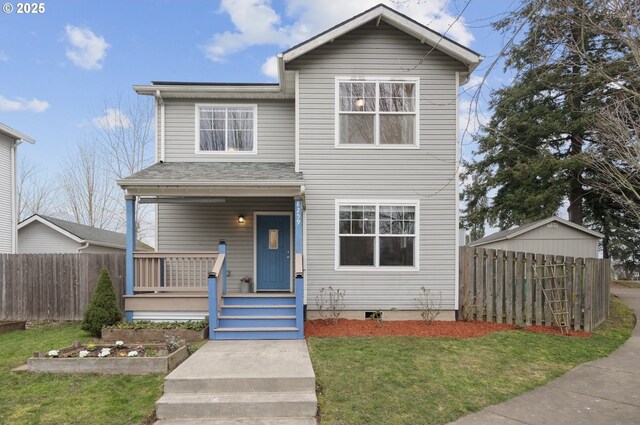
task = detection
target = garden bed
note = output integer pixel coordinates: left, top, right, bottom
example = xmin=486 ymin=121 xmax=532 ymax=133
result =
xmin=0 ymin=321 xmax=26 ymax=335
xmin=27 ymin=342 xmax=189 ymax=375
xmin=305 ymin=319 xmax=591 ymax=338
xmin=102 ymin=327 xmax=207 ymax=343
xmin=102 ymin=320 xmax=208 ymax=343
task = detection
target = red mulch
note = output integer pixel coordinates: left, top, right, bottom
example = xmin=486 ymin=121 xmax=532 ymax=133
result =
xmin=304 ymin=319 xmax=592 ymax=338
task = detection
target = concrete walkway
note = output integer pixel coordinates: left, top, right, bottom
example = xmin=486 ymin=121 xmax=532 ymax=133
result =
xmin=155 ymin=340 xmax=317 ymax=424
xmin=450 ymin=286 xmax=640 ymax=425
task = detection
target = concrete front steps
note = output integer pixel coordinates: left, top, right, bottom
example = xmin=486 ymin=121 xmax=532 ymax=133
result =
xmin=213 ymin=294 xmax=299 ymax=340
xmin=154 ymin=340 xmax=317 ymax=425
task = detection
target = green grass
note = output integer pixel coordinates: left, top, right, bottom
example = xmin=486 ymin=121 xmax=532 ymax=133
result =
xmin=0 ymin=323 xmax=164 ymax=425
xmin=613 ymin=280 xmax=640 ymax=288
xmin=308 ymin=297 xmax=635 ymax=425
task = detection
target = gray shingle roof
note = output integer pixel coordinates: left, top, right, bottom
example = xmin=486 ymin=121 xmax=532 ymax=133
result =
xmin=468 ymin=216 xmax=604 ymax=246
xmin=118 ymin=162 xmax=303 ymax=187
xmin=33 ymin=215 xmax=151 ymax=250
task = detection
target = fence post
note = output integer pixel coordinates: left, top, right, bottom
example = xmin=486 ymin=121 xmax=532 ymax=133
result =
xmin=515 ymin=252 xmax=524 ymax=327
xmin=125 ymin=196 xmax=136 ymax=322
xmin=584 ymin=258 xmax=595 ymax=332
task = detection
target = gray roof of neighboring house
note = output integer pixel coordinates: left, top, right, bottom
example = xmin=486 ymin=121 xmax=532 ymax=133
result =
xmin=20 ymin=215 xmax=151 ymax=250
xmin=468 ymin=216 xmax=605 ymax=246
xmin=0 ymin=122 xmax=36 ymax=144
xmin=118 ymin=162 xmax=304 ymax=187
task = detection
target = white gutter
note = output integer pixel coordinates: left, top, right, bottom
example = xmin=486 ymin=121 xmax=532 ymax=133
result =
xmin=155 ymin=90 xmax=165 ymax=163
xmin=454 ymin=71 xmax=460 ymax=311
xmin=77 ymin=242 xmax=90 ymax=253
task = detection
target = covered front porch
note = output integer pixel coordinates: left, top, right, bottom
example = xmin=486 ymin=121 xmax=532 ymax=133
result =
xmin=117 ymin=162 xmax=305 ymax=340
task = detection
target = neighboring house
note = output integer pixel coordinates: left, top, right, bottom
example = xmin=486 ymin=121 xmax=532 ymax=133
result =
xmin=118 ymin=4 xmax=483 ymax=338
xmin=468 ymin=216 xmax=604 ymax=259
xmin=18 ymin=214 xmax=151 ymax=253
xmin=0 ymin=123 xmax=35 ymax=254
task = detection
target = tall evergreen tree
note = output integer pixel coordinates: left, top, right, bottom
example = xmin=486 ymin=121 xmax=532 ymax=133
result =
xmin=462 ymin=0 xmax=638 ymax=260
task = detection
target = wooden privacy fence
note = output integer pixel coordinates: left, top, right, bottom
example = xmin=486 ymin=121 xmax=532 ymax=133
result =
xmin=459 ymin=247 xmax=611 ymax=331
xmin=0 ymin=253 xmax=125 ymax=321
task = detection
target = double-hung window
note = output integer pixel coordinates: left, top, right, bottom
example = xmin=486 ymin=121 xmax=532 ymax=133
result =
xmin=337 ymin=201 xmax=418 ymax=269
xmin=196 ymin=105 xmax=257 ymax=153
xmin=337 ymin=78 xmax=418 ymax=146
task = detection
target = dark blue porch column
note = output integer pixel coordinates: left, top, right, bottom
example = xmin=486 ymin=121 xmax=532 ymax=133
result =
xmin=294 ymin=197 xmax=304 ymax=339
xmin=125 ymin=195 xmax=136 ymax=322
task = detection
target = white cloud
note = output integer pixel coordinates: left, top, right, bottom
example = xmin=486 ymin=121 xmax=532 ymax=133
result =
xmin=92 ymin=108 xmax=131 ymax=130
xmin=204 ymin=0 xmax=474 ymax=73
xmin=261 ymin=55 xmax=279 ymax=80
xmin=0 ymin=51 xmax=8 ymax=62
xmin=0 ymin=95 xmax=49 ymax=112
xmin=64 ymin=25 xmax=110 ymax=70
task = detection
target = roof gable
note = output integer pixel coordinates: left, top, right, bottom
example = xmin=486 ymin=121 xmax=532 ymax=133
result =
xmin=281 ymin=3 xmax=482 ymax=73
xmin=18 ymin=215 xmax=151 ymax=250
xmin=0 ymin=122 xmax=35 ymax=144
xmin=469 ymin=216 xmax=605 ymax=246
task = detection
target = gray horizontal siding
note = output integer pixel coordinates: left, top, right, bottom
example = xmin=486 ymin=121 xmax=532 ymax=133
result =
xmin=476 ymin=225 xmax=600 ymax=258
xmin=160 ymin=100 xmax=294 ymax=162
xmin=18 ymin=221 xmax=81 ymax=253
xmin=157 ymin=197 xmax=294 ymax=292
xmin=0 ymin=136 xmax=13 ymax=253
xmin=288 ymin=20 xmax=467 ymax=310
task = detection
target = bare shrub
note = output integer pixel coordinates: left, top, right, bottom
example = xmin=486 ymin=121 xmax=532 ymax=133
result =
xmin=315 ymin=286 xmax=345 ymax=325
xmin=460 ymin=295 xmax=478 ymax=321
xmin=414 ymin=287 xmax=441 ymax=324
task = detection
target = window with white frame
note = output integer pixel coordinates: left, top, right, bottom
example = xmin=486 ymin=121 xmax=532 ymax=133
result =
xmin=197 ymin=105 xmax=256 ymax=152
xmin=337 ymin=79 xmax=418 ymax=146
xmin=337 ymin=202 xmax=417 ymax=268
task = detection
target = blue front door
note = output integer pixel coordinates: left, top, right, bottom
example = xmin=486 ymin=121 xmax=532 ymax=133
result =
xmin=256 ymin=215 xmax=291 ymax=291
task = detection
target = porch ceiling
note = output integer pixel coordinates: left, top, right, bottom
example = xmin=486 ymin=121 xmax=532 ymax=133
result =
xmin=117 ymin=162 xmax=304 ymax=197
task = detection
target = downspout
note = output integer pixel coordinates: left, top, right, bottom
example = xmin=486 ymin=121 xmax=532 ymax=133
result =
xmin=155 ymin=90 xmax=165 ymax=163
xmin=77 ymin=242 xmax=90 ymax=253
xmin=10 ymin=142 xmax=16 ymax=253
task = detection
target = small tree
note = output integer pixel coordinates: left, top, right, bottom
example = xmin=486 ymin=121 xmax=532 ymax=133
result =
xmin=82 ymin=267 xmax=122 ymax=337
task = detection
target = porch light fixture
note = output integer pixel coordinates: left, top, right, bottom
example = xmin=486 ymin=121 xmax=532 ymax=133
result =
xmin=238 ymin=215 xmax=246 ymax=224
xmin=355 ymin=98 xmax=365 ymax=108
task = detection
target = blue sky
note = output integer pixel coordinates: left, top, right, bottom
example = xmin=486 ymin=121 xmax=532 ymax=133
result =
xmin=1 ymin=0 xmax=514 ymax=175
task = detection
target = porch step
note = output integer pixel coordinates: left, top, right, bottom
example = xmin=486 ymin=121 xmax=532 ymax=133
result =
xmin=155 ymin=418 xmax=316 ymax=425
xmin=222 ymin=295 xmax=295 ymax=306
xmin=220 ymin=305 xmax=295 ymax=317
xmin=213 ymin=327 xmax=299 ymax=340
xmin=156 ymin=392 xmax=317 ymax=419
xmin=154 ymin=340 xmax=317 ymax=425
xmin=218 ymin=316 xmax=296 ymax=328
xmin=165 ymin=374 xmax=315 ymax=394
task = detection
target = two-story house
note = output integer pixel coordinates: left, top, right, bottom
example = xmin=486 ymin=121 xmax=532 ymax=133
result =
xmin=118 ymin=4 xmax=482 ymax=339
xmin=0 ymin=123 xmax=35 ymax=254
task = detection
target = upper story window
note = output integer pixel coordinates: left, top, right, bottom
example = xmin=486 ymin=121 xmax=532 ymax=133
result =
xmin=336 ymin=78 xmax=419 ymax=147
xmin=196 ymin=105 xmax=257 ymax=153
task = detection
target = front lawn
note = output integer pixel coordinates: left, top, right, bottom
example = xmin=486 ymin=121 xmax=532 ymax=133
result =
xmin=0 ymin=323 xmax=164 ymax=425
xmin=308 ymin=297 xmax=635 ymax=425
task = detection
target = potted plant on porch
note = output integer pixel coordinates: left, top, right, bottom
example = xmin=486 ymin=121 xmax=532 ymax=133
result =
xmin=240 ymin=276 xmax=253 ymax=293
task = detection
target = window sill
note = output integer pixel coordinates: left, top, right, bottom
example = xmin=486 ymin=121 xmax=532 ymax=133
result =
xmin=335 ymin=266 xmax=420 ymax=272
xmin=195 ymin=151 xmax=258 ymax=155
xmin=334 ymin=144 xmax=420 ymax=150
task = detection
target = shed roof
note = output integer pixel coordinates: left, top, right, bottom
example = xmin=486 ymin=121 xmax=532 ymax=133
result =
xmin=18 ymin=215 xmax=151 ymax=250
xmin=468 ymin=216 xmax=605 ymax=247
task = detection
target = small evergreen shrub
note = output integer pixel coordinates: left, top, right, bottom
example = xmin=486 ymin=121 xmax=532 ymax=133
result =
xmin=82 ymin=267 xmax=122 ymax=337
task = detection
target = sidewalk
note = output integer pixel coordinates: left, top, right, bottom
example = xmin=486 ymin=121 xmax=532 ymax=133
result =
xmin=449 ymin=286 xmax=640 ymax=425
